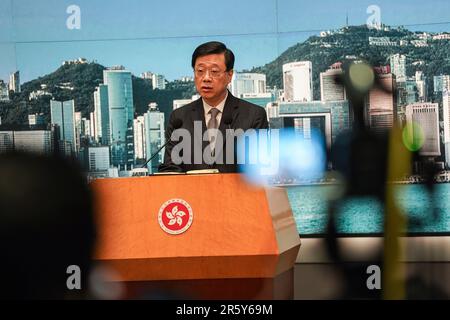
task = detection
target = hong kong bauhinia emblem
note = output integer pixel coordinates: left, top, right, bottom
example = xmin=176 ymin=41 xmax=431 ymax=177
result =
xmin=158 ymin=199 xmax=193 ymax=235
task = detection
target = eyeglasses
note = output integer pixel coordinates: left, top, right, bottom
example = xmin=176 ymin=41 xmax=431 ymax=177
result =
xmin=194 ymin=68 xmax=227 ymax=79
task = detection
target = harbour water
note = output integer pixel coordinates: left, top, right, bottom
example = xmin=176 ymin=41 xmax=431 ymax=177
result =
xmin=285 ymin=183 xmax=450 ymax=235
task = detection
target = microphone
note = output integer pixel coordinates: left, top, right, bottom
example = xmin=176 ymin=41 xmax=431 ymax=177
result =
xmin=141 ymin=118 xmax=183 ymax=169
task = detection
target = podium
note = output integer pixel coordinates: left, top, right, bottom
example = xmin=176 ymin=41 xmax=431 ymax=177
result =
xmin=91 ymin=173 xmax=301 ymax=299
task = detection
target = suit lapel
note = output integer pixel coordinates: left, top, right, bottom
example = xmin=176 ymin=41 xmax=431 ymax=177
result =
xmin=216 ymin=93 xmax=239 ymax=162
xmin=219 ymin=93 xmax=239 ymax=133
xmin=190 ymin=98 xmax=209 ymax=152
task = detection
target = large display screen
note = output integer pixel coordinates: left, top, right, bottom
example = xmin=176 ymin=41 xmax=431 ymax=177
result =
xmin=1 ymin=0 xmax=449 ymax=235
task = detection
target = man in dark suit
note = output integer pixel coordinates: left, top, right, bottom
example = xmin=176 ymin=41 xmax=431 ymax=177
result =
xmin=159 ymin=41 xmax=268 ymax=173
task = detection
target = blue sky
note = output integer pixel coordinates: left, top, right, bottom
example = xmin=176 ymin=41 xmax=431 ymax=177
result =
xmin=1 ymin=0 xmax=450 ymax=83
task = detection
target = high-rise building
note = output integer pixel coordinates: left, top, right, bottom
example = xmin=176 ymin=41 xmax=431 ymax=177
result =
xmin=230 ymin=73 xmax=266 ymax=97
xmin=87 ymin=146 xmax=110 ymax=171
xmin=405 ymin=103 xmax=440 ymax=157
xmin=144 ymin=104 xmax=165 ymax=173
xmin=278 ymin=100 xmax=351 ymax=149
xmin=81 ymin=118 xmax=91 ymax=137
xmin=133 ymin=116 xmax=146 ymax=160
xmin=152 ymin=73 xmax=166 ymax=90
xmin=433 ymin=75 xmax=450 ymax=93
xmin=282 ymin=61 xmax=313 ymax=102
xmin=74 ymin=112 xmax=82 ymax=150
xmin=0 ymin=130 xmax=53 ymax=154
xmin=443 ymin=92 xmax=450 ymax=168
xmin=389 ymin=54 xmax=406 ymax=82
xmin=415 ymin=71 xmax=427 ymax=102
xmin=405 ymin=80 xmax=419 ymax=105
xmin=320 ymin=62 xmax=346 ymax=102
xmin=90 ymin=111 xmax=96 ymax=138
xmin=94 ymin=84 xmax=110 ymax=144
xmin=366 ymin=72 xmax=395 ymax=132
xmin=103 ymin=69 xmax=135 ymax=170
xmin=9 ymin=71 xmax=20 ymax=93
xmin=50 ymin=99 xmax=76 ymax=154
xmin=0 ymin=80 xmax=9 ymax=101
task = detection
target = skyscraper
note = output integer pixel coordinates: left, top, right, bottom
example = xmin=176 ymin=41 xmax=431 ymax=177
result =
xmin=433 ymin=75 xmax=450 ymax=93
xmin=90 ymin=111 xmax=96 ymax=138
xmin=50 ymin=99 xmax=76 ymax=154
xmin=443 ymin=92 xmax=450 ymax=168
xmin=282 ymin=61 xmax=313 ymax=102
xmin=144 ymin=104 xmax=165 ymax=174
xmin=0 ymin=80 xmax=9 ymax=101
xmin=103 ymin=69 xmax=135 ymax=170
xmin=278 ymin=100 xmax=351 ymax=149
xmin=366 ymin=71 xmax=395 ymax=132
xmin=9 ymin=71 xmax=20 ymax=93
xmin=415 ymin=71 xmax=427 ymax=102
xmin=405 ymin=80 xmax=419 ymax=105
xmin=133 ymin=116 xmax=146 ymax=161
xmin=320 ymin=62 xmax=346 ymax=102
xmin=74 ymin=112 xmax=82 ymax=151
xmin=230 ymin=73 xmax=266 ymax=97
xmin=405 ymin=103 xmax=440 ymax=157
xmin=94 ymin=84 xmax=110 ymax=145
xmin=389 ymin=54 xmax=406 ymax=83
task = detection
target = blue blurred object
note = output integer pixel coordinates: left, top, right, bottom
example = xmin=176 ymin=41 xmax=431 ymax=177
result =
xmin=237 ymin=127 xmax=327 ymax=186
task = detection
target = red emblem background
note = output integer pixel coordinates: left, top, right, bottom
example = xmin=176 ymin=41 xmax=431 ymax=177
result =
xmin=158 ymin=199 xmax=193 ymax=234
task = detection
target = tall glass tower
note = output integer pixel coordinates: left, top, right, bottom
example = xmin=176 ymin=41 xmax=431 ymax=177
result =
xmin=50 ymin=99 xmax=76 ymax=155
xmin=94 ymin=84 xmax=110 ymax=145
xmin=103 ymin=69 xmax=135 ymax=170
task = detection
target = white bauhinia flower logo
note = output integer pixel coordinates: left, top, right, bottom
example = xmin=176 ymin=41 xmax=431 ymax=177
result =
xmin=166 ymin=206 xmax=186 ymax=226
xmin=158 ymin=199 xmax=193 ymax=235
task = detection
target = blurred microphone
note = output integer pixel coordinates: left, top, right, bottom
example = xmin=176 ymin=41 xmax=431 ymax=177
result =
xmin=141 ymin=119 xmax=183 ymax=168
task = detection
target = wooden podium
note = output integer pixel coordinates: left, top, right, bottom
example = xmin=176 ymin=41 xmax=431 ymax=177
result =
xmin=91 ymin=173 xmax=300 ymax=299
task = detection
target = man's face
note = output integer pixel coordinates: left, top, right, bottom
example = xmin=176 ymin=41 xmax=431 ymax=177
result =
xmin=194 ymin=53 xmax=233 ymax=105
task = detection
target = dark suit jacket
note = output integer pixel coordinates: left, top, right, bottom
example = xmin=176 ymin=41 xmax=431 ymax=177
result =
xmin=159 ymin=92 xmax=269 ymax=173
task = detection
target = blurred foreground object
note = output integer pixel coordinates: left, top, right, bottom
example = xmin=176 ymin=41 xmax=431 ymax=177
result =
xmin=0 ymin=151 xmax=95 ymax=299
xmin=326 ymin=59 xmax=447 ymax=299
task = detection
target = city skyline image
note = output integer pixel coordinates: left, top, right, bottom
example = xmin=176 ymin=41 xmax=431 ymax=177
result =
xmin=1 ymin=0 xmax=450 ymax=235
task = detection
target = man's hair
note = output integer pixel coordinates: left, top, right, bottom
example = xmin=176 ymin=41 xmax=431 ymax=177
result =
xmin=191 ymin=41 xmax=235 ymax=71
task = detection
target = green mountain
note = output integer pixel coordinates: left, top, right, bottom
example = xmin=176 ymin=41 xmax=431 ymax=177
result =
xmin=250 ymin=25 xmax=450 ymax=100
xmin=0 ymin=62 xmax=196 ymax=128
xmin=1 ymin=25 xmax=450 ymax=129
